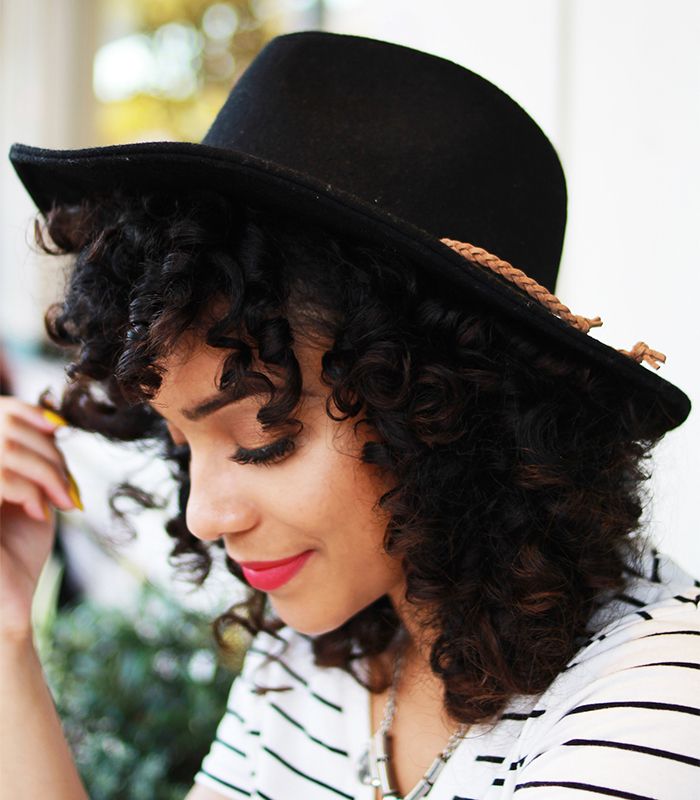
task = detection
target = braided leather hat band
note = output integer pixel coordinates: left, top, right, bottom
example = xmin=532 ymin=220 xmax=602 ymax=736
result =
xmin=440 ymin=238 xmax=666 ymax=371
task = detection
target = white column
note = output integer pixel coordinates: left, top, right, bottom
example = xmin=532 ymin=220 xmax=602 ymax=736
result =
xmin=0 ymin=0 xmax=97 ymax=347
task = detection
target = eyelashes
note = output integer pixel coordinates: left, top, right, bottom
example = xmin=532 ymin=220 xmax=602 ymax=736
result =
xmin=160 ymin=416 xmax=297 ymax=468
xmin=228 ymin=436 xmax=296 ymax=467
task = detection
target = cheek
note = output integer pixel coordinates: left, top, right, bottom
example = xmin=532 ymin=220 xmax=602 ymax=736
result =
xmin=268 ymin=545 xmax=403 ymax=636
xmin=285 ymin=422 xmax=392 ymax=542
xmin=265 ymin=429 xmax=402 ymax=636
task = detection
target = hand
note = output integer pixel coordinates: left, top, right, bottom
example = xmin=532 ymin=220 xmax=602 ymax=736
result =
xmin=0 ymin=397 xmax=82 ymax=643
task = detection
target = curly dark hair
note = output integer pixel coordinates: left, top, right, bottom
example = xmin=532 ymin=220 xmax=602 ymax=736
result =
xmin=35 ymin=188 xmax=660 ymax=726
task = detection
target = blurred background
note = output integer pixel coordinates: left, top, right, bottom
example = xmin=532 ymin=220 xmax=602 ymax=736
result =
xmin=1 ymin=0 xmax=699 ymax=644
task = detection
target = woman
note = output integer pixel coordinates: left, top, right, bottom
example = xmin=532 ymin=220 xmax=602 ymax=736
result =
xmin=2 ymin=31 xmax=699 ymax=800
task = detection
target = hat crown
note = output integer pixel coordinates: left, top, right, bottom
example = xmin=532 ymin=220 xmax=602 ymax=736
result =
xmin=202 ymin=31 xmax=567 ymax=288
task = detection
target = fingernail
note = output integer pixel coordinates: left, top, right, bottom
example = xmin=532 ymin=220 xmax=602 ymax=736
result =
xmin=41 ymin=500 xmax=53 ymax=521
xmin=42 ymin=410 xmax=68 ymax=428
xmin=66 ymin=471 xmax=84 ymax=511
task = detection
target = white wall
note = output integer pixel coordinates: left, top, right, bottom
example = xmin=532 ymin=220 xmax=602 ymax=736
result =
xmin=558 ymin=1 xmax=700 ymax=576
xmin=324 ymin=0 xmax=700 ymax=573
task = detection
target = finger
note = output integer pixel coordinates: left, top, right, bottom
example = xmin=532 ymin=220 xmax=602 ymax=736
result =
xmin=1 ymin=416 xmax=70 ymax=479
xmin=0 ymin=469 xmax=54 ymax=522
xmin=1 ymin=445 xmax=75 ymax=510
xmin=0 ymin=396 xmax=68 ymax=434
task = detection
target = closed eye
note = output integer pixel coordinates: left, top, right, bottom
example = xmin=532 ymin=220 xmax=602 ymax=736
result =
xmin=229 ymin=436 xmax=296 ymax=466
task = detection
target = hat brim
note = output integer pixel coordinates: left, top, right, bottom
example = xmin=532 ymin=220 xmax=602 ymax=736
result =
xmin=8 ymin=140 xmax=691 ymax=433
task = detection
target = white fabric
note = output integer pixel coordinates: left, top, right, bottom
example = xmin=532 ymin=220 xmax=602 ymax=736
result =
xmin=194 ymin=547 xmax=700 ymax=800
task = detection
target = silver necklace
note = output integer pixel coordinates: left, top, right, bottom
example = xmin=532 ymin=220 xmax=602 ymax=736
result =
xmin=357 ymin=644 xmax=470 ymax=800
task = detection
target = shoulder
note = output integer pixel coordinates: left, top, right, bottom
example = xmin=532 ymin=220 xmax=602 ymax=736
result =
xmin=564 ymin=546 xmax=700 ymax=675
xmin=505 ymin=548 xmax=700 ymax=799
xmin=565 ymin=546 xmax=700 ymax=685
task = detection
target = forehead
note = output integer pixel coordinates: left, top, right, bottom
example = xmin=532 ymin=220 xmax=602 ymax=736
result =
xmin=149 ymin=331 xmax=326 ymax=416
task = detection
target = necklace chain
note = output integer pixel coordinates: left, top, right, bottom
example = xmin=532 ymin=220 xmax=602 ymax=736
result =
xmin=357 ymin=640 xmax=470 ymax=800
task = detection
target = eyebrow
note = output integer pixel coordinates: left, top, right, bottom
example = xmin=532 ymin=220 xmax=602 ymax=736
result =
xmin=150 ymin=385 xmax=314 ymax=422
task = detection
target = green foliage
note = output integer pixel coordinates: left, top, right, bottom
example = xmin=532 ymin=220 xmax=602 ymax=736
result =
xmin=39 ymin=584 xmax=247 ymax=800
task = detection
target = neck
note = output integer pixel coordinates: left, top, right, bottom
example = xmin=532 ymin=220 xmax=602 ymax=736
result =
xmin=361 ymin=591 xmax=470 ymax=798
xmin=380 ymin=586 xmax=454 ymax=719
xmin=387 ymin=582 xmax=435 ymax=667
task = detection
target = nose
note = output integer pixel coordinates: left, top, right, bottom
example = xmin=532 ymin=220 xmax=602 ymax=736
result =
xmin=185 ymin=464 xmax=260 ymax=542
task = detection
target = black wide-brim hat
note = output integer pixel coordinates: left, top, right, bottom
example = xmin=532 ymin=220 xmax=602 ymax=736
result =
xmin=8 ymin=30 xmax=691 ymax=433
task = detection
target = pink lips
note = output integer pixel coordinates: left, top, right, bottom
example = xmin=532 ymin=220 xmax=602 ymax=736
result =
xmin=239 ymin=550 xmax=314 ymax=591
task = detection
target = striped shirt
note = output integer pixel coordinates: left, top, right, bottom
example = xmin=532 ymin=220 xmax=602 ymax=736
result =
xmin=194 ymin=547 xmax=700 ymax=800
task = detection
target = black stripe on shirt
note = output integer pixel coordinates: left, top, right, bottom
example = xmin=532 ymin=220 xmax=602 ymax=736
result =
xmin=310 ymin=690 xmax=343 ymax=712
xmin=215 ymin=736 xmax=246 ymax=759
xmin=514 ymin=780 xmax=656 ymax=799
xmin=566 ymin=631 xmax=608 ymax=659
xmin=248 ymin=647 xmax=343 ymax=711
xmin=565 ymin=700 xmax=700 ymax=718
xmin=199 ymin=768 xmax=251 ymax=797
xmin=673 ymin=593 xmax=700 ymax=605
xmin=631 ymin=660 xmax=700 ymax=671
xmin=269 ymin=701 xmax=349 ymax=756
xmin=475 ymin=754 xmax=505 ymax=764
xmin=614 ymin=593 xmax=647 ymax=608
xmin=560 ymin=737 xmax=700 ymax=767
xmin=500 ymin=709 xmax=546 ymax=721
xmin=256 ymin=791 xmax=278 ymax=800
xmin=227 ymin=706 xmax=245 ymax=724
xmin=262 ymin=745 xmax=354 ymax=800
xmin=249 ymin=646 xmax=309 ymax=686
xmin=223 ymin=712 xmax=260 ymax=738
xmin=641 ymin=629 xmax=700 ymax=639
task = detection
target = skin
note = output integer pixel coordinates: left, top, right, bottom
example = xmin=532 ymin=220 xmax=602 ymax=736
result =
xmin=0 ymin=327 xmax=466 ymax=800
xmin=0 ymin=400 xmax=75 ymax=641
xmin=147 ymin=330 xmax=406 ymax=637
xmin=0 ymin=398 xmax=88 ymax=798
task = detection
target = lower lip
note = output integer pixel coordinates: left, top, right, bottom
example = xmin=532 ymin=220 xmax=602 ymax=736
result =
xmin=240 ymin=551 xmax=314 ymax=591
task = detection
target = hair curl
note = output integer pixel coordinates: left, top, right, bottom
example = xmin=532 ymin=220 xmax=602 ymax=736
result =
xmin=35 ymin=188 xmax=661 ymax=726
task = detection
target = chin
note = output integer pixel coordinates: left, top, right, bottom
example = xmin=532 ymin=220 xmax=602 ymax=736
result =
xmin=269 ymin=599 xmax=357 ymax=637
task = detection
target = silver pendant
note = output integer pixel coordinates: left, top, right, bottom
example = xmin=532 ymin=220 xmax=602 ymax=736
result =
xmin=356 ymin=637 xmax=468 ymax=800
xmin=357 ymin=732 xmax=464 ymax=800
xmin=357 ymin=744 xmax=375 ymax=787
xmin=357 ymin=729 xmax=400 ymax=796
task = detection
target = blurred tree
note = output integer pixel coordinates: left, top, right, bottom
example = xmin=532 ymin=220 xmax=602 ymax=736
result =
xmin=94 ymin=0 xmax=281 ymax=143
xmin=39 ymin=578 xmax=247 ymax=800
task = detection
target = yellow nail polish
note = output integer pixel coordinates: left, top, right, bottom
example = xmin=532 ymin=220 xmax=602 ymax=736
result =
xmin=41 ymin=501 xmax=53 ymax=521
xmin=66 ymin=472 xmax=84 ymax=511
xmin=42 ymin=409 xmax=68 ymax=428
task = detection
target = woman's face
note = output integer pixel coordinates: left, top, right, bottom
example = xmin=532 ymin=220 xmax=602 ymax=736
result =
xmin=149 ymin=331 xmax=405 ymax=635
